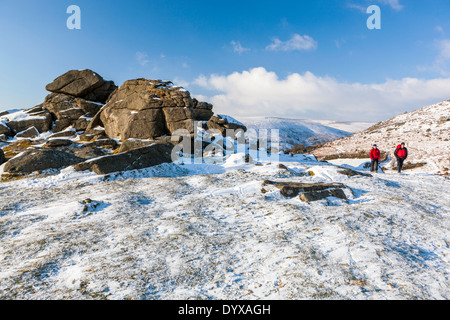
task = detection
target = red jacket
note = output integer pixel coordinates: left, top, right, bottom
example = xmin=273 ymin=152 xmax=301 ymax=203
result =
xmin=370 ymin=148 xmax=381 ymax=160
xmin=395 ymin=145 xmax=408 ymax=159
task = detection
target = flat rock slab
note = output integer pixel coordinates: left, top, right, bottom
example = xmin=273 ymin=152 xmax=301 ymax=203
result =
xmin=74 ymin=143 xmax=174 ymax=175
xmin=263 ymin=180 xmax=348 ymax=202
xmin=43 ymin=139 xmax=74 ymax=148
xmin=337 ymin=167 xmax=372 ymax=177
xmin=3 ymin=149 xmax=84 ymax=174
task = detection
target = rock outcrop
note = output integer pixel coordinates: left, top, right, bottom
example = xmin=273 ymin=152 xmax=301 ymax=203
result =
xmin=0 ymin=69 xmax=247 ymax=177
xmin=98 ymin=79 xmax=214 ymax=140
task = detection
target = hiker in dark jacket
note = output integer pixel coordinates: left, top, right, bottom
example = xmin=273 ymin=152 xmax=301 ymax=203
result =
xmin=370 ymin=144 xmax=381 ymax=172
xmin=394 ymin=142 xmax=408 ymax=173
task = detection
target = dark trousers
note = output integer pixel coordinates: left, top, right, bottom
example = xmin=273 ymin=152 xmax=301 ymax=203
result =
xmin=397 ymin=158 xmax=405 ymax=173
xmin=371 ymin=160 xmax=379 ymax=172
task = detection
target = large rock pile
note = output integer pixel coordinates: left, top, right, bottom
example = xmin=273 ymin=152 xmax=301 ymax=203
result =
xmin=0 ymin=69 xmax=247 ymax=178
xmin=99 ymin=79 xmax=215 ymax=140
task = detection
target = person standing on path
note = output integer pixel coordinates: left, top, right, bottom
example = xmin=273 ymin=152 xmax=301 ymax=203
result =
xmin=370 ymin=144 xmax=381 ymax=173
xmin=394 ymin=142 xmax=408 ymax=173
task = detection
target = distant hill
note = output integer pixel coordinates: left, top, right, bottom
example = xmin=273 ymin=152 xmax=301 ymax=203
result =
xmin=241 ymin=117 xmax=372 ymax=149
xmin=311 ymin=100 xmax=450 ymax=175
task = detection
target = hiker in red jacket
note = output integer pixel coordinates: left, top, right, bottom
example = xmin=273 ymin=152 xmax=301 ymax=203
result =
xmin=394 ymin=142 xmax=408 ymax=173
xmin=370 ymin=144 xmax=381 ymax=172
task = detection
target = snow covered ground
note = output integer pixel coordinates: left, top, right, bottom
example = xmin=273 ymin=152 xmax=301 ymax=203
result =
xmin=0 ymin=154 xmax=448 ymax=300
xmin=312 ymin=100 xmax=450 ymax=175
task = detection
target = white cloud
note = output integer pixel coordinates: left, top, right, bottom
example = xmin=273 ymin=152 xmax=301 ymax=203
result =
xmin=379 ymin=0 xmax=403 ymax=11
xmin=435 ymin=26 xmax=444 ymax=34
xmin=348 ymin=0 xmax=403 ymax=12
xmin=419 ymin=39 xmax=450 ymax=75
xmin=230 ymin=41 xmax=250 ymax=55
xmin=193 ymin=67 xmax=450 ymax=121
xmin=136 ymin=52 xmax=150 ymax=66
xmin=438 ymin=39 xmax=450 ymax=60
xmin=266 ymin=34 xmax=318 ymax=52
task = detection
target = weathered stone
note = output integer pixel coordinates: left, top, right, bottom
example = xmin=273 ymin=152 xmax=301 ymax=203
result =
xmin=43 ymin=139 xmax=74 ymax=148
xmin=84 ymin=108 xmax=104 ymax=134
xmin=83 ymin=138 xmax=119 ymax=149
xmin=73 ymin=117 xmax=91 ymax=131
xmin=49 ymin=130 xmax=77 ymax=139
xmin=337 ymin=167 xmax=372 ymax=177
xmin=15 ymin=127 xmax=40 ymax=139
xmin=58 ymin=108 xmax=85 ymax=121
xmin=0 ymin=122 xmax=12 ymax=136
xmin=0 ymin=149 xmax=6 ymax=165
xmin=263 ymin=180 xmax=348 ymax=202
xmin=74 ymin=143 xmax=174 ymax=175
xmin=83 ymin=80 xmax=117 ymax=104
xmin=192 ymin=108 xmax=214 ymax=121
xmin=43 ymin=93 xmax=102 ymax=122
xmin=70 ymin=146 xmax=107 ymax=160
xmin=52 ymin=119 xmax=73 ymax=133
xmin=7 ymin=110 xmax=52 ymax=134
xmin=99 ymin=79 xmax=214 ymax=140
xmin=207 ymin=115 xmax=247 ymax=136
xmin=3 ymin=149 xmax=84 ymax=174
xmin=117 ymin=137 xmax=176 ymax=153
xmin=299 ymin=189 xmax=347 ymax=202
xmin=117 ymin=139 xmax=156 ymax=153
xmin=101 ymin=107 xmax=166 ymax=140
xmin=45 ymin=69 xmax=107 ymax=100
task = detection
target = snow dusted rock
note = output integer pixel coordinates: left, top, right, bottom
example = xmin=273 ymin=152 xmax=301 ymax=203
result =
xmin=43 ymin=93 xmax=104 ymax=133
xmin=15 ymin=126 xmax=40 ymax=139
xmin=117 ymin=138 xmax=175 ymax=153
xmin=3 ymin=148 xmax=84 ymax=174
xmin=207 ymin=114 xmax=247 ymax=136
xmin=263 ymin=180 xmax=348 ymax=202
xmin=45 ymin=69 xmax=117 ymax=103
xmin=43 ymin=139 xmax=74 ymax=148
xmin=4 ymin=107 xmax=52 ymax=134
xmin=48 ymin=130 xmax=77 ymax=139
xmin=43 ymin=93 xmax=104 ymax=117
xmin=299 ymin=188 xmax=347 ymax=202
xmin=83 ymin=137 xmax=119 ymax=150
xmin=74 ymin=142 xmax=174 ymax=175
xmin=192 ymin=101 xmax=214 ymax=121
xmin=336 ymin=167 xmax=372 ymax=177
xmin=0 ymin=121 xmax=12 ymax=136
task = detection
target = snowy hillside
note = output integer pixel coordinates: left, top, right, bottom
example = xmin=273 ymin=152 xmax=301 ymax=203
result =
xmin=311 ymin=100 xmax=450 ymax=175
xmin=0 ymin=154 xmax=448 ymax=300
xmin=241 ymin=117 xmax=366 ymax=149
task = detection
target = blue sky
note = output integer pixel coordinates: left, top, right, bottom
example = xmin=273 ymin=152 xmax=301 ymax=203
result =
xmin=1 ymin=0 xmax=450 ymax=121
